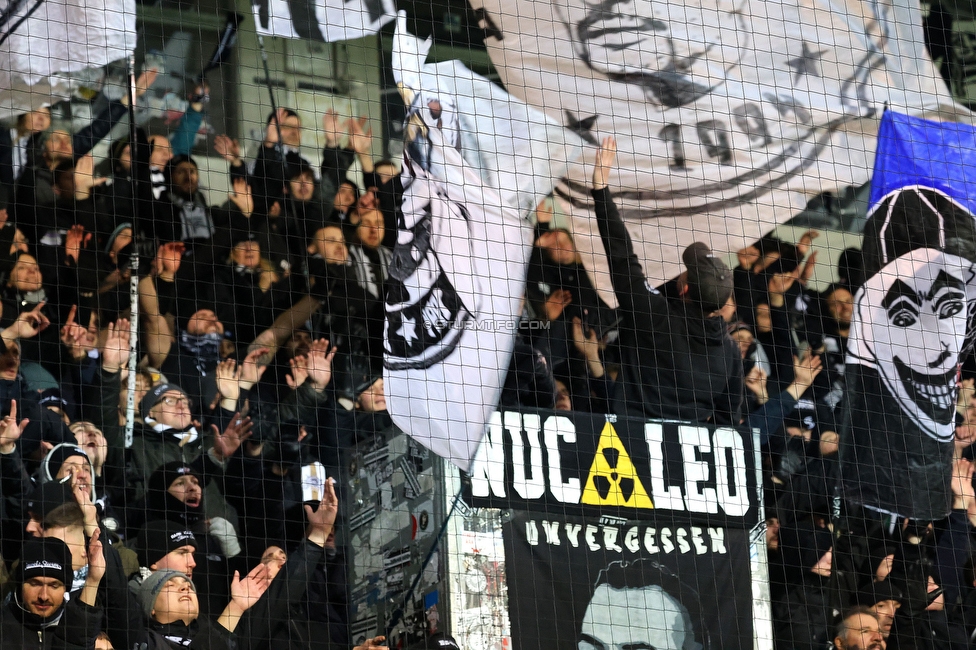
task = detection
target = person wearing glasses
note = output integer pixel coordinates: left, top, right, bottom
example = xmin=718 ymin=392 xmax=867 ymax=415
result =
xmin=833 ymin=608 xmax=885 ymax=650
xmin=128 ymin=383 xmax=251 ymax=506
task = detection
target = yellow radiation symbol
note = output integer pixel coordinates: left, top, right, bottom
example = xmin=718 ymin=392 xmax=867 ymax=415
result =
xmin=581 ymin=421 xmax=654 ymax=508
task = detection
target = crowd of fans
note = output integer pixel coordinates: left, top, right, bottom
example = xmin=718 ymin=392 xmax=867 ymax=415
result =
xmin=0 ymin=74 xmax=966 ymax=650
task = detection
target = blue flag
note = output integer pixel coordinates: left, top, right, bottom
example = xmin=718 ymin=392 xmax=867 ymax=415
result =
xmin=843 ymin=111 xmax=976 ymax=521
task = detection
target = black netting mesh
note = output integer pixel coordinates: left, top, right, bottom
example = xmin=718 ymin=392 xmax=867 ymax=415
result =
xmin=0 ymin=0 xmax=972 ymax=649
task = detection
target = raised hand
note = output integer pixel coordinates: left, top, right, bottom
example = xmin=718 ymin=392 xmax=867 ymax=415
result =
xmin=265 ymin=107 xmax=290 ymax=145
xmin=952 ymin=457 xmax=976 ymax=509
xmin=214 ymin=134 xmax=242 ymax=163
xmin=230 ymin=562 xmax=272 ymax=612
xmin=79 ymin=527 xmax=106 ymax=606
xmin=258 ymin=267 xmax=279 ymax=292
xmin=358 ymin=186 xmax=378 ymax=210
xmin=322 ymin=109 xmax=343 ymax=147
xmin=592 ymin=135 xmax=617 ymax=190
xmin=737 ymin=245 xmax=760 ymax=271
xmin=215 ymin=358 xmax=241 ymax=403
xmin=305 ymin=477 xmax=338 ymax=547
xmin=958 ymin=377 xmax=976 ymax=416
xmin=306 ymin=339 xmax=337 ymax=391
xmin=60 ymin=305 xmax=95 ymax=361
xmin=228 ymin=177 xmax=254 ymax=216
xmin=238 ymin=347 xmax=269 ymax=392
xmin=571 ymin=316 xmax=602 ymax=362
xmin=64 ymin=225 xmax=92 ymax=264
xmin=6 ymin=302 xmax=51 ymax=340
xmin=71 ymin=155 xmax=106 ymax=199
xmin=212 ymin=413 xmax=253 ymax=462
xmin=86 ymin=528 xmax=106 ymax=584
xmin=544 ymin=289 xmax=572 ymax=322
xmin=348 ymin=116 xmax=373 ymax=155
xmin=218 ymin=561 xmax=272 ymax=633
xmin=72 ymin=479 xmax=99 ymax=538
xmin=101 ymin=318 xmax=131 ymax=373
xmin=535 ymin=198 xmax=554 ymax=226
xmin=121 ymin=68 xmax=159 ymax=106
xmin=286 ymin=354 xmax=308 ymax=390
xmin=744 ymin=366 xmax=770 ymax=406
xmin=154 ymin=242 xmax=185 ymax=280
xmin=800 ymin=250 xmax=818 ymax=285
xmin=796 ymin=229 xmax=820 ymax=256
xmin=789 ymin=349 xmax=823 ymax=399
xmin=0 ymin=400 xmax=29 ymax=454
xmin=135 ymin=68 xmax=159 ymax=99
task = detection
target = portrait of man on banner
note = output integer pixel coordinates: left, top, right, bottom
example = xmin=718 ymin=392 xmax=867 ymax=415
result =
xmin=502 ymin=511 xmax=752 ymax=650
xmin=579 ymin=559 xmax=711 ymax=650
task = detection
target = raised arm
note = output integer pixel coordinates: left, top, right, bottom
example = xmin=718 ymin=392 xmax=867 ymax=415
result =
xmin=171 ymin=82 xmax=208 ymax=157
xmin=217 ymin=562 xmax=273 ymax=633
xmin=73 ymin=69 xmax=157 ymax=159
xmin=591 ymin=136 xmax=667 ymax=324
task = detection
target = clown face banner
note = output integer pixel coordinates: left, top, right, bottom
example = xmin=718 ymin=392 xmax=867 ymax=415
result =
xmin=841 ymin=111 xmax=976 ymax=521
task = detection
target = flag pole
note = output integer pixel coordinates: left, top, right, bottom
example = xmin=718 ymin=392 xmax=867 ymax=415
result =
xmin=384 ymin=490 xmax=464 ymax=638
xmin=256 ymin=35 xmax=284 ymax=152
xmin=123 ymin=54 xmax=140 ymax=448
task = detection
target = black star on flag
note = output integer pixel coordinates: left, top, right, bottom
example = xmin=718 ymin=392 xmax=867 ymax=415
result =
xmin=565 ymin=110 xmax=600 ymax=145
xmin=472 ymin=7 xmax=504 ymax=41
xmin=786 ymin=41 xmax=827 ymax=83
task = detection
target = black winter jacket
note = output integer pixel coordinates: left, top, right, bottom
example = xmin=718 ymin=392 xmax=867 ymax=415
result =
xmin=593 ymin=187 xmax=743 ymax=424
xmin=0 ymin=592 xmax=102 ymax=650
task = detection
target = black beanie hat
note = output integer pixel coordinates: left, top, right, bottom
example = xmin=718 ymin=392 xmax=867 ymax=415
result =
xmin=683 ymin=242 xmax=734 ymax=313
xmin=145 ymin=462 xmax=204 ymax=527
xmin=140 ymin=383 xmax=188 ymax=420
xmin=20 ymin=537 xmax=73 ymax=587
xmin=40 ymin=443 xmax=88 ymax=483
xmin=26 ymin=478 xmax=74 ymax=520
xmin=146 ymin=462 xmax=199 ymax=498
xmin=137 ymin=520 xmax=198 ymax=568
xmin=854 ymin=580 xmax=903 ymax=608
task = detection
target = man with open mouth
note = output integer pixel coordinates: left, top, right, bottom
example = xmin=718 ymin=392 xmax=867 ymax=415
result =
xmin=140 ymin=462 xmax=240 ymax=618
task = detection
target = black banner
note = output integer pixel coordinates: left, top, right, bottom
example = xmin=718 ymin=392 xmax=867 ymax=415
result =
xmin=503 ymin=511 xmax=754 ymax=650
xmin=464 ymin=410 xmax=760 ymax=527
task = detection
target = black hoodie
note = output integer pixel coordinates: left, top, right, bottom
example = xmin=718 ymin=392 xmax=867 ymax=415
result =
xmin=593 ymin=187 xmax=743 ymax=424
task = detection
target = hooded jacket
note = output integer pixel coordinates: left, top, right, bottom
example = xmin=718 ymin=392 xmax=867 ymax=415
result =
xmin=593 ymin=187 xmax=743 ymax=424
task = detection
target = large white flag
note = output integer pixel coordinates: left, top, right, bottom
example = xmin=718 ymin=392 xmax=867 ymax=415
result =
xmin=384 ymin=13 xmax=583 ymax=470
xmin=469 ymin=0 xmax=971 ymax=293
xmin=253 ymin=0 xmax=396 ymax=42
xmin=0 ymin=0 xmax=136 ymax=116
